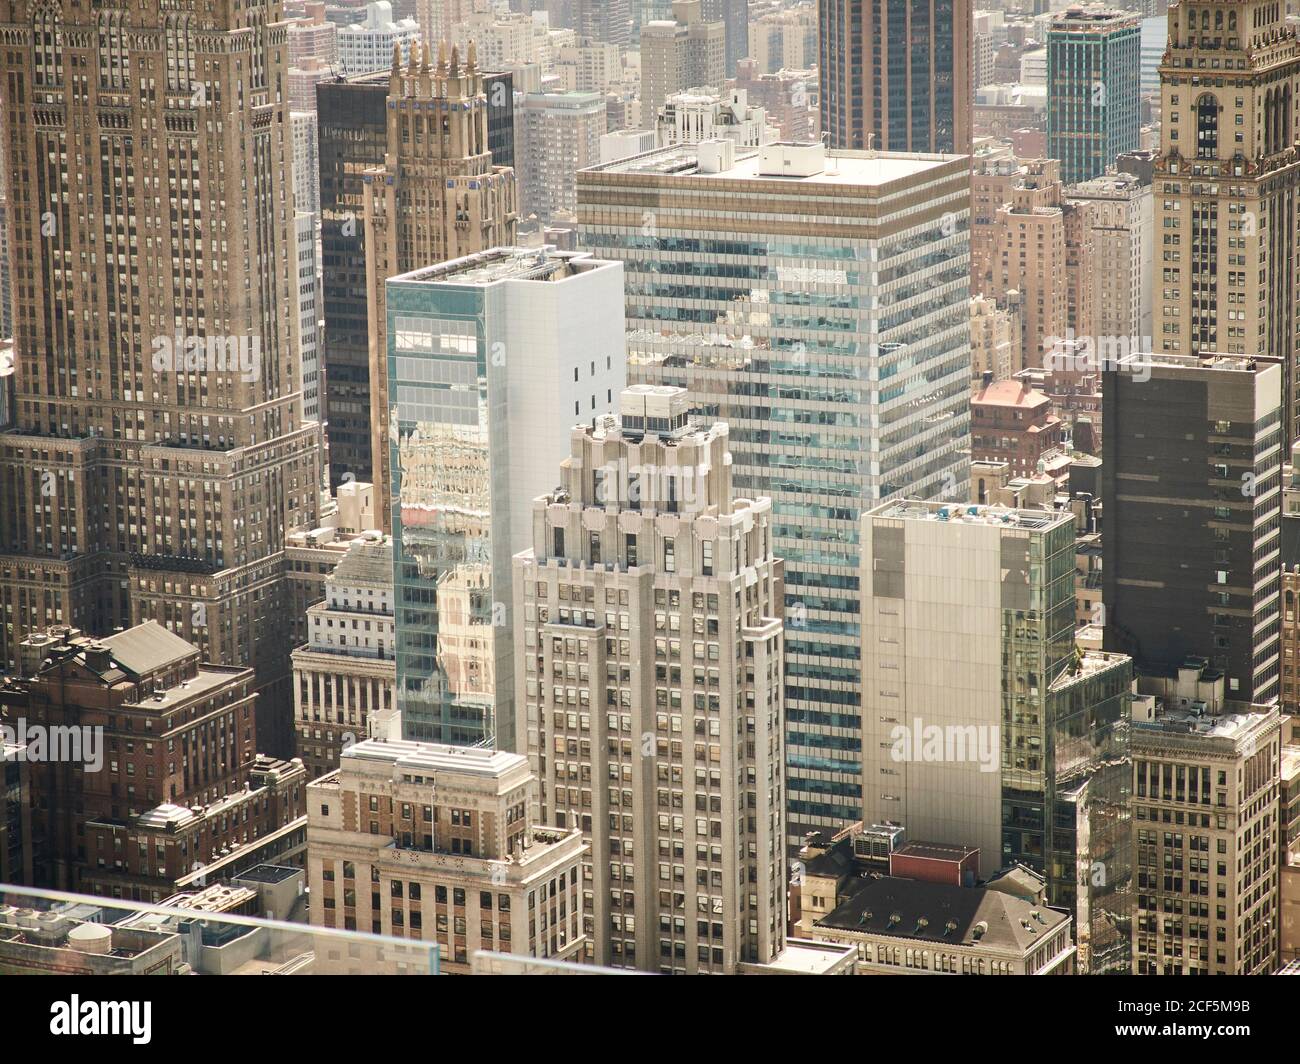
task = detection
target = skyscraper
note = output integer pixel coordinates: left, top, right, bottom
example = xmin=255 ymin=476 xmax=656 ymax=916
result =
xmin=578 ymin=140 xmax=972 ymax=847
xmin=1103 ymin=353 xmax=1283 ymax=704
xmin=318 ymin=66 xmax=516 ymax=487
xmin=859 ymin=500 xmax=1133 ymax=972
xmin=0 ymin=0 xmax=322 ymax=750
xmin=1131 ymin=678 xmax=1281 ymax=975
xmin=700 ymin=0 xmax=749 ymax=77
xmin=819 ymin=0 xmax=973 ymax=154
xmin=364 ymin=41 xmax=519 ymax=532
xmin=512 ymin=385 xmax=788 ymax=972
xmin=1046 ymin=8 xmax=1141 ymax=184
xmin=517 ymin=91 xmax=606 ymax=226
xmin=576 ymin=0 xmax=632 ymax=47
xmin=1153 ymin=0 xmax=1300 ymax=443
xmin=1066 ymin=170 xmax=1154 ymax=344
xmin=318 ymin=74 xmax=390 ymax=487
xmin=639 ymin=0 xmax=727 ymax=127
xmin=386 ymin=248 xmax=625 ymax=746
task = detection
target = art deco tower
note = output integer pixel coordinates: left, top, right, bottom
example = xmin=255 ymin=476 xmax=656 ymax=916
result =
xmin=1154 ymin=0 xmax=1300 ymax=439
xmin=0 ymin=0 xmax=322 ymax=746
xmin=363 ymin=40 xmax=517 ymax=533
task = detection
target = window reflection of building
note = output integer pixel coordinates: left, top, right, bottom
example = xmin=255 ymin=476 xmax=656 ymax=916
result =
xmin=397 ymin=417 xmax=494 ymax=741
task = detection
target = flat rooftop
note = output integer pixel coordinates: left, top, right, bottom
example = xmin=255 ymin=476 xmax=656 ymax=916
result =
xmin=585 ymin=143 xmax=965 ymax=187
xmin=1117 ymin=351 xmax=1272 ymax=374
xmin=893 ymin=841 xmax=979 ymax=864
xmin=748 ymin=939 xmax=857 ymax=974
xmin=866 ymin=500 xmax=1072 ymax=532
xmin=234 ymin=864 xmax=301 ymax=885
xmin=343 ymin=738 xmax=528 ymax=780
xmin=391 ymin=246 xmax=613 ymax=288
xmin=1135 ymin=705 xmax=1278 ymax=743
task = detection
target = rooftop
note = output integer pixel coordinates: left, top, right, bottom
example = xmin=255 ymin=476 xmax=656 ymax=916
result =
xmin=584 ymin=142 xmax=965 ymax=188
xmin=893 ymin=841 xmax=980 ymax=864
xmin=329 ymin=538 xmax=393 ymax=590
xmin=103 ymin=621 xmax=198 ymax=675
xmin=342 ymin=737 xmax=528 ymax=780
xmin=391 ymin=246 xmax=615 ymax=289
xmin=818 ymin=875 xmax=1070 ymax=953
xmin=973 ymin=378 xmax=1053 ymax=409
xmin=866 ymin=500 xmax=1073 ymax=532
xmin=1134 ymin=704 xmax=1278 ymax=743
xmin=1116 ymin=351 xmax=1275 ymax=376
xmin=234 ymin=864 xmax=302 ymax=886
xmin=747 ymin=939 xmax=857 ymax=975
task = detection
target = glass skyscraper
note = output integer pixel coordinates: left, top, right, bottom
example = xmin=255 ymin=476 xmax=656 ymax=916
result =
xmin=578 ymin=141 xmax=972 ymax=847
xmin=387 ymin=248 xmax=626 ymax=747
xmin=1047 ymin=8 xmax=1142 ymax=184
xmin=860 ymin=501 xmax=1132 ymax=974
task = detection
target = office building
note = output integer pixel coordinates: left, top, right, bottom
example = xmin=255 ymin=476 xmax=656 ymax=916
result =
xmin=1103 ymin=354 xmax=1283 ymax=705
xmin=291 ymin=56 xmax=339 ymax=112
xmin=1046 ymin=8 xmax=1141 ymax=184
xmin=1139 ymin=13 xmax=1167 ymax=98
xmin=364 ymin=42 xmax=519 ymax=531
xmin=1154 ymin=1 xmax=1300 ymax=442
xmin=578 ymin=140 xmax=972 ymax=846
xmin=293 ymin=535 xmax=396 ymax=780
xmin=317 ymin=65 xmax=515 ymax=489
xmin=0 ymin=0 xmax=322 ymax=747
xmin=552 ymin=38 xmax=624 ymax=95
xmin=1131 ymin=678 xmax=1281 ymax=975
xmin=319 ymin=73 xmax=394 ymax=485
xmin=640 ymin=1 xmax=727 ymax=126
xmin=338 ymin=0 xmax=420 ymax=76
xmin=387 ymin=248 xmax=625 ymax=746
xmin=307 ymin=730 xmax=588 ymax=969
xmin=513 ymin=385 xmax=787 ymax=972
xmin=859 ymin=501 xmax=1134 ymax=972
xmin=819 ymin=0 xmax=973 ymax=154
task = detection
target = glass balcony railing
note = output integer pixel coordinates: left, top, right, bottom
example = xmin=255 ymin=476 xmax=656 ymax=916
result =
xmin=0 ymin=884 xmax=438 ymax=975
